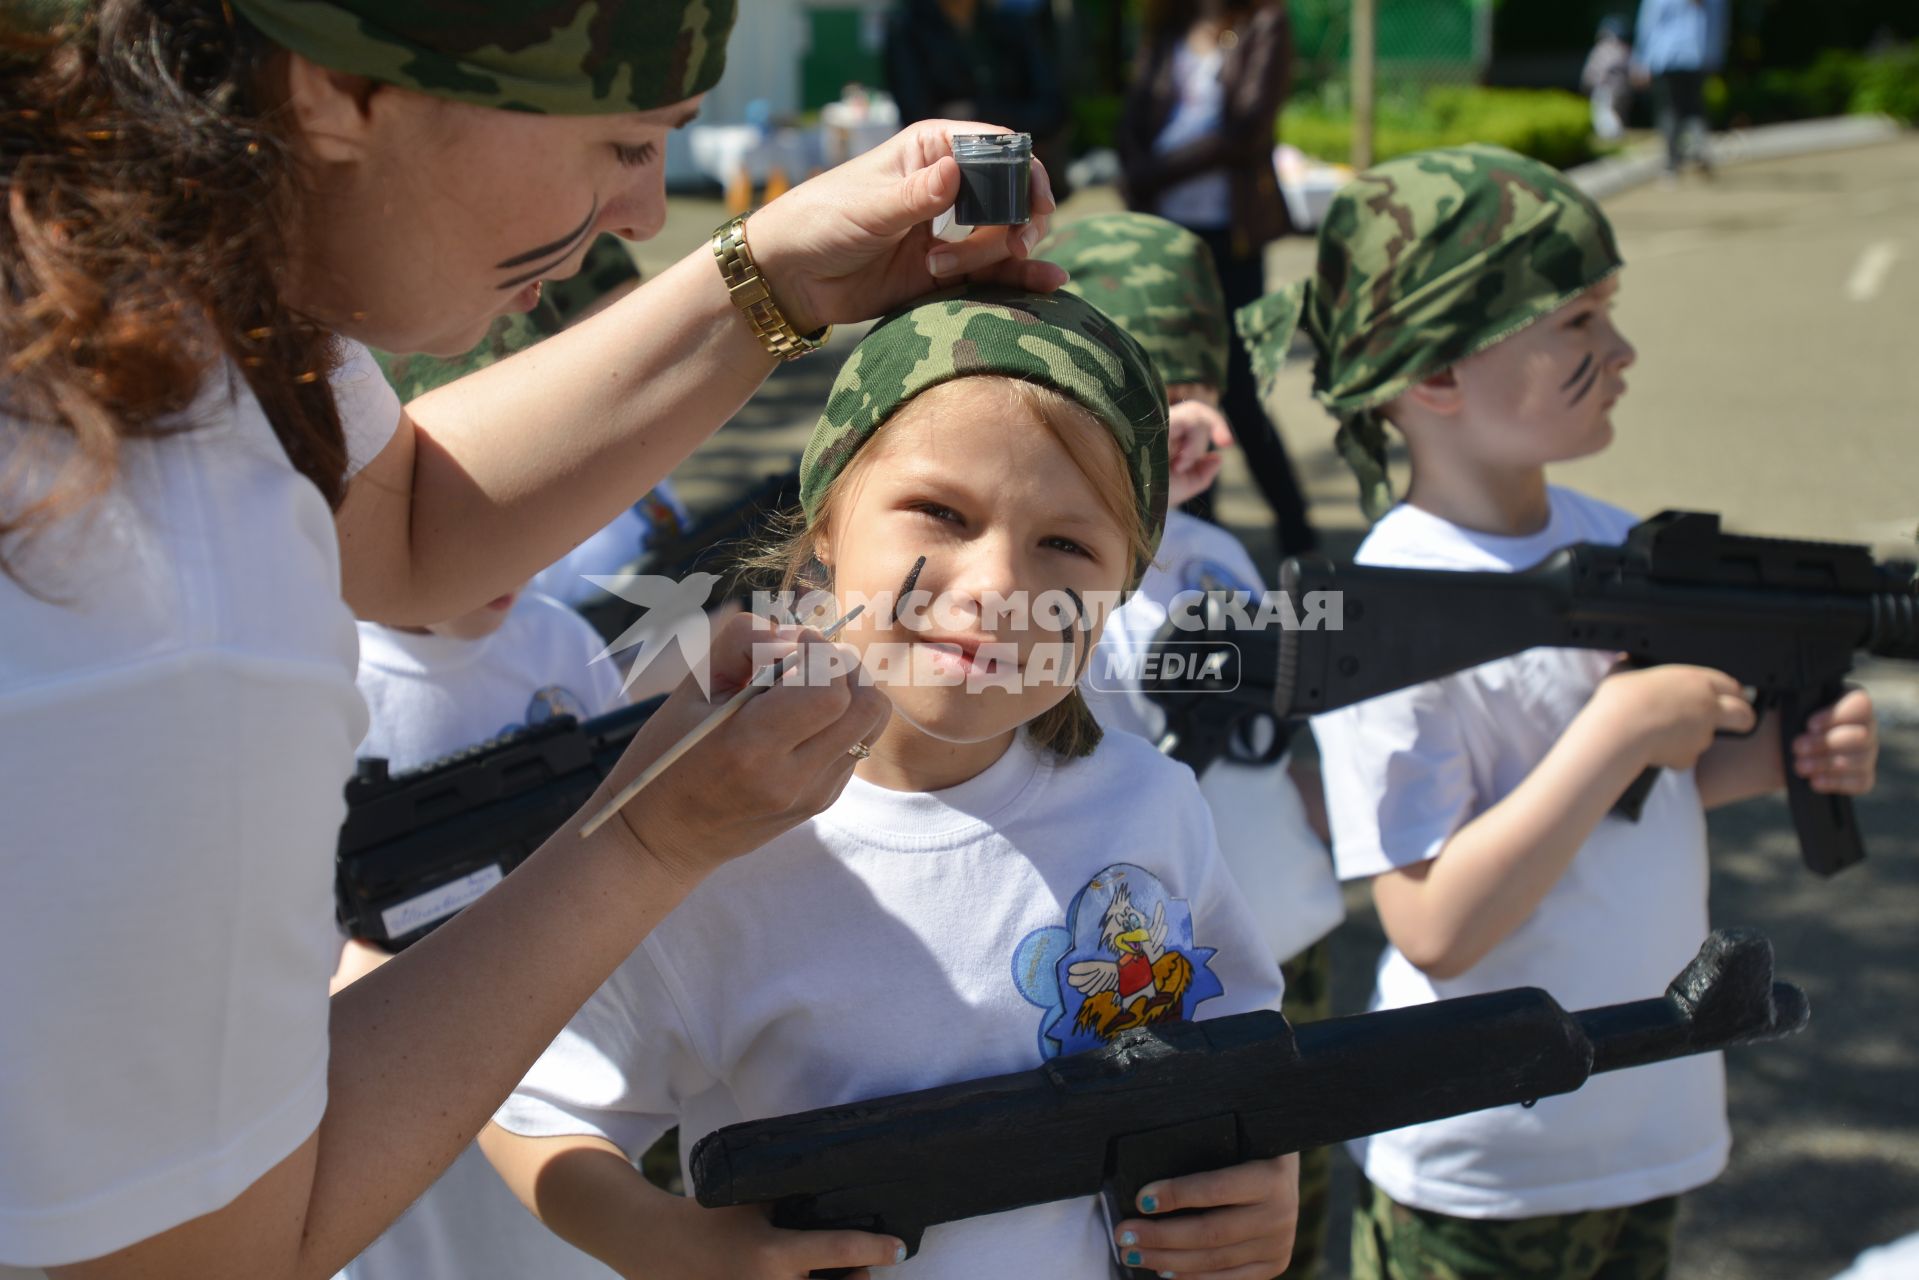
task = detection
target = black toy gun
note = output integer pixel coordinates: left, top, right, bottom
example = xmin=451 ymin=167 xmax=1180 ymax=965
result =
xmin=1273 ymin=511 xmax=1919 ymax=875
xmin=692 ymin=929 xmax=1806 ymax=1280
xmin=1138 ymin=585 xmax=1292 ymax=776
xmin=336 ymin=698 xmax=665 ymax=950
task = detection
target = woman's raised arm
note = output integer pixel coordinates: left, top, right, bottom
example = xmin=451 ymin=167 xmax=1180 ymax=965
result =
xmin=338 ymin=120 xmax=1063 ymax=627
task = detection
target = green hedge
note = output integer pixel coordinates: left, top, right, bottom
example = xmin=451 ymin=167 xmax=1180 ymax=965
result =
xmin=1713 ymin=46 xmax=1919 ymax=127
xmin=1279 ymin=86 xmax=1600 ymax=170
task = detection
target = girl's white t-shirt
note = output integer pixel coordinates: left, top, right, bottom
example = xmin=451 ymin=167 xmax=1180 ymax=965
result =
xmin=355 ymin=592 xmax=627 ymax=771
xmin=1310 ymin=487 xmax=1729 ymax=1219
xmin=1083 ymin=510 xmax=1343 ymax=963
xmin=0 ymin=343 xmax=399 ymax=1271
xmin=495 ymin=731 xmax=1287 ymax=1280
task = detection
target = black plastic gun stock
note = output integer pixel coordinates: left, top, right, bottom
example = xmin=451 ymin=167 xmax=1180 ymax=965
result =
xmin=336 ymin=698 xmax=665 ymax=950
xmin=691 ymin=929 xmax=1807 ymax=1280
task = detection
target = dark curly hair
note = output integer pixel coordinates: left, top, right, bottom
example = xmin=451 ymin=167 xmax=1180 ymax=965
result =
xmin=1 ymin=0 xmax=345 ymax=591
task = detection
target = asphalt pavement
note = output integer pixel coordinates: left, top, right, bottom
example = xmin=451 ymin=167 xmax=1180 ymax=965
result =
xmin=655 ymin=134 xmax=1919 ymax=1279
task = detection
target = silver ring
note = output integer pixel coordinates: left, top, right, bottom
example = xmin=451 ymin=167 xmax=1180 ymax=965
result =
xmin=846 ymin=740 xmax=872 ymax=760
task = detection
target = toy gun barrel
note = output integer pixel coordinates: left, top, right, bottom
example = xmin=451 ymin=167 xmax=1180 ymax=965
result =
xmin=691 ymin=931 xmax=1806 ymax=1278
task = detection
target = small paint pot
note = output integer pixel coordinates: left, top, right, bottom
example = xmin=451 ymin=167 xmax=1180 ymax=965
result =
xmin=951 ymin=133 xmax=1032 ymax=227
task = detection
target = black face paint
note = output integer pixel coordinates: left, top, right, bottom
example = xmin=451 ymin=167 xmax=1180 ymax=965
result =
xmin=495 ymin=199 xmax=599 ymax=291
xmin=893 ymin=556 xmax=927 ymax=626
xmin=1565 ymin=356 xmax=1603 ymax=407
xmin=1063 ymin=587 xmax=1089 ymax=681
xmin=1559 ymin=353 xmax=1594 ymax=393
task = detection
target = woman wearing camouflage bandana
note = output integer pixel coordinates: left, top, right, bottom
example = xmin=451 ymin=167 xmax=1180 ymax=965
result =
xmin=0 ymin=3 xmax=1068 ymax=1276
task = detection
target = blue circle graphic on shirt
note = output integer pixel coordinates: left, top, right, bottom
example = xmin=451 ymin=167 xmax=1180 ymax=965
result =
xmin=1012 ymin=926 xmax=1072 ymax=1014
xmin=1180 ymin=557 xmax=1257 ymax=597
xmin=526 ymin=685 xmax=588 ymax=726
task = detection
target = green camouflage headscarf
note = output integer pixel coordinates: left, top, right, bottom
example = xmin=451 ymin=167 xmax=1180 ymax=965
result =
xmin=1236 ymin=144 xmax=1623 ymax=521
xmin=1038 ymin=213 xmax=1228 ymax=393
xmin=802 ymin=286 xmax=1169 ymax=577
xmin=376 ymin=234 xmax=640 ymax=398
xmin=228 ymin=0 xmax=734 ymax=114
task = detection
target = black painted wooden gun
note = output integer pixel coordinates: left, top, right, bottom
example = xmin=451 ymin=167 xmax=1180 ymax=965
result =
xmin=336 ymin=698 xmax=665 ymax=950
xmin=691 ymin=929 xmax=1807 ymax=1279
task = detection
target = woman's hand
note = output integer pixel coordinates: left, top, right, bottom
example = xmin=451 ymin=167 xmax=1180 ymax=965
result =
xmin=1110 ymin=1153 xmax=1298 ymax=1280
xmin=1166 ymin=399 xmax=1237 ymax=509
xmin=603 ymin=610 xmax=889 ymax=888
xmin=745 ymin=120 xmax=1067 ymax=334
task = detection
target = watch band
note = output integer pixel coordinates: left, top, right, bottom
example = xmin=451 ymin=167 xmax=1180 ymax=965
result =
xmin=711 ymin=214 xmax=831 ymax=361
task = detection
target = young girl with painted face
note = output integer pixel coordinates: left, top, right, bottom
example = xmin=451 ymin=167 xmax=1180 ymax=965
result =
xmin=1241 ymin=145 xmax=1880 ymax=1279
xmin=482 ymin=288 xmax=1300 ymax=1280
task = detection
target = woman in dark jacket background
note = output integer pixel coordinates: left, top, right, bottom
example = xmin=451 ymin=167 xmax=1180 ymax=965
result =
xmin=1120 ymin=0 xmax=1316 ymax=557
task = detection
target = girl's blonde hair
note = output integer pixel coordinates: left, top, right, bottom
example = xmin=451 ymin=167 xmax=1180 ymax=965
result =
xmin=744 ymin=376 xmax=1155 ymax=760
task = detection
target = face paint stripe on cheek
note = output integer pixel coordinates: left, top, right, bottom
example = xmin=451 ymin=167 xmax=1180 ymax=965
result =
xmin=1566 ymin=359 xmax=1603 ymax=407
xmin=494 ymin=199 xmax=600 ymax=271
xmin=893 ymin=555 xmax=927 ymax=625
xmin=1558 ymin=353 xmax=1594 ymax=393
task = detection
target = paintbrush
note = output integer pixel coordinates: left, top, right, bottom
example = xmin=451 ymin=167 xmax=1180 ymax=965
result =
xmin=579 ymin=604 xmax=864 ymax=838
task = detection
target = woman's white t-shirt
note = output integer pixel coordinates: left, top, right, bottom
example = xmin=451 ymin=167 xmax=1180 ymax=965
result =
xmin=495 ymin=731 xmax=1286 ymax=1280
xmin=1310 ymin=487 xmax=1729 ymax=1219
xmin=0 ymin=343 xmax=400 ymax=1270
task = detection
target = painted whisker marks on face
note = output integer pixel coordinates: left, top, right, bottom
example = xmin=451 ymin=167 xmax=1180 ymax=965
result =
xmin=894 ymin=556 xmax=928 ymax=625
xmin=1566 ymin=358 xmax=1603 ymax=407
xmin=495 ymin=199 xmax=599 ymax=290
xmin=1064 ymin=587 xmax=1090 ymax=680
xmin=1558 ymin=353 xmax=1594 ymax=393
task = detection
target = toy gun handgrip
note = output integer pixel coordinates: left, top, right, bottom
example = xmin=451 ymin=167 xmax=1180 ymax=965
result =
xmin=1780 ymin=680 xmax=1864 ymax=877
xmin=1101 ymin=1114 xmax=1247 ymax=1279
xmin=768 ymin=1201 xmax=927 ymax=1279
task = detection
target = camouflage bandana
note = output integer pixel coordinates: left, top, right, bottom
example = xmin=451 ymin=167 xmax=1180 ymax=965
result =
xmin=228 ymin=0 xmax=735 ymax=114
xmin=1236 ymin=144 xmax=1623 ymax=521
xmin=802 ymin=286 xmax=1169 ymax=578
xmin=1037 ymin=213 xmax=1228 ymax=394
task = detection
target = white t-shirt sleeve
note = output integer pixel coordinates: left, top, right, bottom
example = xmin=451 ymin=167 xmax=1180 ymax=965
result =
xmin=332 ymin=338 xmax=403 ymax=479
xmin=493 ymin=942 xmax=712 ymax=1161
xmin=563 ymin=605 xmax=627 ymax=715
xmin=1312 ymin=677 xmax=1477 ymax=880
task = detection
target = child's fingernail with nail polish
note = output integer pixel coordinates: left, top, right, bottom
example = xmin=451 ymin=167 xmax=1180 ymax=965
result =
xmin=1124 ymin=1250 xmax=1142 ymax=1266
xmin=1140 ymin=1194 xmax=1159 ymax=1213
xmin=1159 ymin=1272 xmax=1177 ymax=1279
xmin=895 ymin=1243 xmax=908 ymax=1263
xmin=1118 ymin=1230 xmax=1138 ymax=1247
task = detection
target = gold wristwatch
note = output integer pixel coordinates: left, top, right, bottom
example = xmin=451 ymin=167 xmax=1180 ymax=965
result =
xmin=711 ymin=214 xmax=831 ymax=361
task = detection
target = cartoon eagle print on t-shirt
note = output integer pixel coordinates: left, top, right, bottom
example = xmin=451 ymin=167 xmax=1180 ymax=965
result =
xmin=1012 ymin=863 xmax=1226 ymax=1059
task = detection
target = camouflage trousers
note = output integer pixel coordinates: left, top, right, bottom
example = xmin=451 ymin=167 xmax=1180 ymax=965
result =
xmin=1276 ymin=937 xmax=1334 ymax=1280
xmin=1350 ymin=1176 xmax=1680 ymax=1280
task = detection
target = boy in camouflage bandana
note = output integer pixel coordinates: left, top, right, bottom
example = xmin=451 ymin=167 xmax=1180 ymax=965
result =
xmin=1041 ymin=211 xmax=1340 ymax=1280
xmin=1246 ymin=145 xmax=1879 ymax=1280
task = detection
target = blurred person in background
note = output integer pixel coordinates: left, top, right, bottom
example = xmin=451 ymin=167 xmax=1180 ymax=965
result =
xmin=1634 ymin=0 xmax=1731 ymax=179
xmin=1119 ymin=0 xmax=1316 ymax=557
xmin=1583 ymin=16 xmax=1635 ymax=142
xmin=885 ymin=0 xmax=1070 ymax=193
